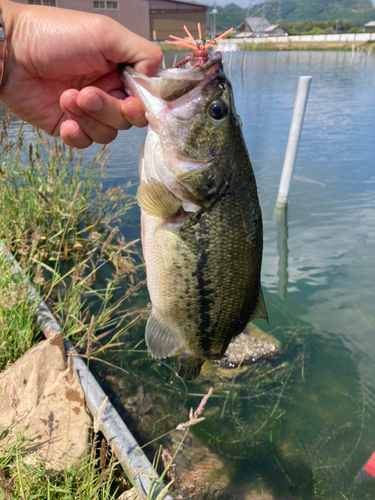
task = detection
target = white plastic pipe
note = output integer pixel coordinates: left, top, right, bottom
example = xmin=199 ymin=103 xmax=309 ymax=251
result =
xmin=276 ymin=76 xmax=312 ymax=206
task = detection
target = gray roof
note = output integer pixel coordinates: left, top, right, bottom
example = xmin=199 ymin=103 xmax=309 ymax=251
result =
xmin=364 ymin=21 xmax=375 ymax=27
xmin=265 ymin=24 xmax=281 ymax=32
xmin=241 ymin=17 xmax=270 ymax=33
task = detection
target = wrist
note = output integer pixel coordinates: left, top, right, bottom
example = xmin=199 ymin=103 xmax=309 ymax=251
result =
xmin=0 ymin=0 xmax=21 ymax=91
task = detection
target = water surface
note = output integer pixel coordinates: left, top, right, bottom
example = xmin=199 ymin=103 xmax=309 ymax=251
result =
xmin=9 ymin=50 xmax=375 ymax=499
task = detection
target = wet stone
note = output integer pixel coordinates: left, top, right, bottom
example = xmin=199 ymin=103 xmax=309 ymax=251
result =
xmin=218 ymin=332 xmax=281 ymax=368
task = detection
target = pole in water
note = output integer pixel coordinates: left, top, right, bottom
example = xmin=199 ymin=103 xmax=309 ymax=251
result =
xmin=368 ymin=46 xmax=373 ymax=59
xmin=162 ymin=56 xmax=166 ymax=70
xmin=229 ymin=49 xmax=233 ymax=71
xmin=241 ymin=38 xmax=246 ymax=70
xmin=276 ymin=76 xmax=312 ymax=206
xmin=274 ymin=204 xmax=289 ymax=299
xmin=172 ymin=54 xmax=178 ymax=67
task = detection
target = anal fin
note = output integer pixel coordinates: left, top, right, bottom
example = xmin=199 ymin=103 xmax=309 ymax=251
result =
xmin=137 ymin=178 xmax=182 ymax=219
xmin=145 ymin=309 xmax=182 ymax=359
xmin=250 ymin=288 xmax=268 ymax=323
xmin=178 ymin=351 xmax=205 ymax=381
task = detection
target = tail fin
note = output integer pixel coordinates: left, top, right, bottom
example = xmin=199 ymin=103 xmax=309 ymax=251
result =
xmin=178 ymin=351 xmax=205 ymax=381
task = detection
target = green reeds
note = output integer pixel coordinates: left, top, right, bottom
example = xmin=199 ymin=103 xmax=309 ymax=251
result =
xmin=0 ymin=114 xmax=149 ymax=498
xmin=0 ymin=112 xmax=147 ymax=357
xmin=0 ymin=253 xmax=40 ymax=369
xmin=0 ymin=419 xmax=123 ymax=499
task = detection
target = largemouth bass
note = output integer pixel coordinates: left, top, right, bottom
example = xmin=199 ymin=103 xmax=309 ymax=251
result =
xmin=118 ymin=53 xmax=267 ymax=381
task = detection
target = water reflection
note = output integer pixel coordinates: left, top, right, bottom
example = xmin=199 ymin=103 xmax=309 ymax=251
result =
xmin=274 ymin=204 xmax=289 ymax=299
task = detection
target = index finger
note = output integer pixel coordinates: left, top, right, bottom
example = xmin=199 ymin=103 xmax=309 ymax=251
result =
xmin=102 ymin=22 xmax=163 ymax=77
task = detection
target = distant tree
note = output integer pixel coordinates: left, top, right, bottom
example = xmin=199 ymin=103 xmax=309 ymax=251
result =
xmin=307 ymin=27 xmax=326 ymax=34
xmin=214 ymin=0 xmax=374 ymax=36
xmin=281 ymin=19 xmax=357 ymax=34
xmin=349 ymin=27 xmax=364 ymax=32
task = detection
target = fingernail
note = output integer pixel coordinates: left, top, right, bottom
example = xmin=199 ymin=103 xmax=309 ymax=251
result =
xmin=123 ymin=99 xmax=143 ymax=119
xmin=83 ymin=93 xmax=103 ymax=112
xmin=65 ymin=96 xmax=83 ymax=116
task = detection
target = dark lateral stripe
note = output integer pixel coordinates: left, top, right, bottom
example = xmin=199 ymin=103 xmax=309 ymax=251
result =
xmin=193 ymin=215 xmax=214 ymax=354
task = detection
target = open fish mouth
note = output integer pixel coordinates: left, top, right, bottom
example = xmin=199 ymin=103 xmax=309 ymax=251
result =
xmin=117 ymin=52 xmax=222 ymax=102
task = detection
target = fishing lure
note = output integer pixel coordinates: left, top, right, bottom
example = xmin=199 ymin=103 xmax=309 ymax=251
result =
xmin=165 ymin=23 xmax=233 ymax=69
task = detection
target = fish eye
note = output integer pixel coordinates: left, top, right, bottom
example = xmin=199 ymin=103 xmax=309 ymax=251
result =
xmin=208 ymin=100 xmax=228 ymax=121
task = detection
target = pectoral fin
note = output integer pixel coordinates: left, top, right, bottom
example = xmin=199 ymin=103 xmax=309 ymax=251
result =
xmin=250 ymin=288 xmax=268 ymax=323
xmin=145 ymin=308 xmax=183 ymax=359
xmin=178 ymin=351 xmax=206 ymax=381
xmin=137 ymin=178 xmax=182 ymax=219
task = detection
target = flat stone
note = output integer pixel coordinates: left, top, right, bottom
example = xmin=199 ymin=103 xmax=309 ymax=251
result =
xmin=0 ymin=333 xmax=91 ymax=471
xmin=218 ymin=330 xmax=281 ymax=368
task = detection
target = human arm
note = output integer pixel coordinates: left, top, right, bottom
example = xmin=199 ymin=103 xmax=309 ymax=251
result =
xmin=0 ymin=0 xmax=162 ymax=147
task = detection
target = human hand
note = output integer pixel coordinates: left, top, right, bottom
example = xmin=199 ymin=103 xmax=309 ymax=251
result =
xmin=0 ymin=0 xmax=162 ymax=148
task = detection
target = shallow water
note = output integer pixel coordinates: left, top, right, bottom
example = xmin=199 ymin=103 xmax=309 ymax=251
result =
xmin=9 ymin=50 xmax=375 ymax=499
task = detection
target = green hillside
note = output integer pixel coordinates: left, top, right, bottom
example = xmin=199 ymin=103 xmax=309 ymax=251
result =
xmin=214 ymin=0 xmax=375 ymax=33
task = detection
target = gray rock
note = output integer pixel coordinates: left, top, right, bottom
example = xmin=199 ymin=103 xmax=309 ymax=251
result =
xmin=218 ymin=332 xmax=280 ymax=368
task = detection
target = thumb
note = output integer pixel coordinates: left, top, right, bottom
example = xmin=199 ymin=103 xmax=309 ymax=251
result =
xmin=100 ymin=17 xmax=163 ymax=77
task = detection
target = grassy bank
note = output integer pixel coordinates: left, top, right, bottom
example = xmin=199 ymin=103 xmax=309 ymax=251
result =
xmin=240 ymin=40 xmax=375 ymax=51
xmin=159 ymin=40 xmax=375 ymax=54
xmin=0 ymin=114 xmax=147 ymax=498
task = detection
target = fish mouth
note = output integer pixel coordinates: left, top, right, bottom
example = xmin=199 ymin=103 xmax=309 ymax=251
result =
xmin=157 ymin=51 xmax=222 ymax=80
xmin=118 ymin=52 xmax=222 ymax=103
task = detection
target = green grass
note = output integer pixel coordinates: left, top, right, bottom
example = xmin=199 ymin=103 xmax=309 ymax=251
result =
xmin=0 ymin=418 xmax=126 ymax=499
xmin=240 ymin=41 xmax=372 ymax=51
xmin=0 ymin=254 xmax=40 ymax=369
xmin=0 ymin=113 xmax=147 ymax=353
xmin=0 ymin=114 xmax=148 ymax=499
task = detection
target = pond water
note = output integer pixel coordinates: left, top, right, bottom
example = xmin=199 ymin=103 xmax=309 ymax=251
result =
xmin=9 ymin=50 xmax=375 ymax=499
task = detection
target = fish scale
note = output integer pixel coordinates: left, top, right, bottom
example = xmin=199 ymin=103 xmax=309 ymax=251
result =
xmin=118 ymin=52 xmax=268 ymax=380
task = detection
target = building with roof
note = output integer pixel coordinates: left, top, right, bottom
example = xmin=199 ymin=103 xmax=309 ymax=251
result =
xmin=149 ymin=0 xmax=207 ymax=41
xmin=236 ymin=16 xmax=287 ymax=37
xmin=364 ymin=21 xmax=375 ymax=32
xmin=14 ymin=0 xmax=207 ymax=40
